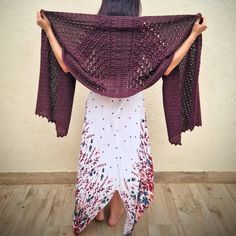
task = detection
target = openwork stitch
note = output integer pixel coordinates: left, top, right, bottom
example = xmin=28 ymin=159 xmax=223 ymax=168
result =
xmin=35 ymin=9 xmax=203 ymax=145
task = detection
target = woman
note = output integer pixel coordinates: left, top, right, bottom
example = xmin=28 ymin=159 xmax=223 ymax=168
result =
xmin=36 ymin=0 xmax=207 ymax=235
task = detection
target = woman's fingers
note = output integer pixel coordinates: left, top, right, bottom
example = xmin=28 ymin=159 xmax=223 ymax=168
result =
xmin=199 ymin=16 xmax=207 ymax=33
xmin=36 ymin=11 xmax=45 ymax=28
xmin=197 ymin=16 xmax=207 ymax=30
xmin=37 ymin=11 xmax=42 ymax=21
xmin=192 ymin=14 xmax=207 ymax=35
xmin=37 ymin=11 xmax=46 ymax=24
xmin=36 ymin=10 xmax=51 ymax=31
xmin=201 ymin=17 xmax=207 ymax=29
xmin=41 ymin=11 xmax=47 ymax=20
xmin=37 ymin=10 xmax=45 ymax=20
xmin=202 ymin=16 xmax=207 ymax=26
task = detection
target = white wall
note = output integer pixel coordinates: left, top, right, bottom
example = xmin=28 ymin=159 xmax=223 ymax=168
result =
xmin=0 ymin=0 xmax=235 ymax=172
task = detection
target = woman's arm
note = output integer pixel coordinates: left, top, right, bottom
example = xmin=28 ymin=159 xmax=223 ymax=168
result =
xmin=163 ymin=16 xmax=207 ymax=76
xmin=36 ymin=11 xmax=69 ymax=73
xmin=45 ymin=28 xmax=69 ymax=73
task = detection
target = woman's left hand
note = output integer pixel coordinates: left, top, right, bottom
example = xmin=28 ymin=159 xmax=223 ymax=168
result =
xmin=191 ymin=15 xmax=207 ymax=37
xmin=36 ymin=10 xmax=51 ymax=33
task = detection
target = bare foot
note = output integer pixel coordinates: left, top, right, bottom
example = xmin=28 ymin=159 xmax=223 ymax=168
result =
xmin=108 ymin=207 xmax=125 ymax=226
xmin=95 ymin=208 xmax=105 ymax=222
xmin=107 ymin=191 xmax=125 ymax=226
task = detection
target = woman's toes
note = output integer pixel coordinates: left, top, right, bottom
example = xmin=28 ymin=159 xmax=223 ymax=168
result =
xmin=95 ymin=208 xmax=105 ymax=221
xmin=107 ymin=207 xmax=125 ymax=226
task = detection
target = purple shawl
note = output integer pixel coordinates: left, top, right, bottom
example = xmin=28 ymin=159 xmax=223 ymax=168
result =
xmin=35 ymin=9 xmax=203 ymax=145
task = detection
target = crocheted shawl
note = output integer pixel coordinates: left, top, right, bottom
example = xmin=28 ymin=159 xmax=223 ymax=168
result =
xmin=35 ymin=9 xmax=203 ymax=145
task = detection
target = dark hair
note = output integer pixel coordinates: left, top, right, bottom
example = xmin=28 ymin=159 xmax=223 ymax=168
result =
xmin=97 ymin=0 xmax=142 ymax=16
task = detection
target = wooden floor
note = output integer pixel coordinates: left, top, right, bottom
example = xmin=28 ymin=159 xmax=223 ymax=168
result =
xmin=0 ymin=183 xmax=236 ymax=236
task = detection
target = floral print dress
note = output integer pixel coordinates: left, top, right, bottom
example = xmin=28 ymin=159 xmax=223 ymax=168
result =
xmin=72 ymin=90 xmax=154 ymax=236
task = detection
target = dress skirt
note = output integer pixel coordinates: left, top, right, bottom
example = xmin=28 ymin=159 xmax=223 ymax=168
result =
xmin=72 ymin=90 xmax=154 ymax=236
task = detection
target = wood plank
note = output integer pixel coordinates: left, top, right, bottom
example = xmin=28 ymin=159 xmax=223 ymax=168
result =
xmin=9 ymin=184 xmax=58 ymax=236
xmin=146 ymin=183 xmax=180 ymax=225
xmin=204 ymin=197 xmax=236 ymax=236
xmin=169 ymin=183 xmax=222 ymax=236
xmin=188 ymin=184 xmax=222 ymax=236
xmin=196 ymin=183 xmax=233 ymax=199
xmin=225 ymin=184 xmax=236 ymax=202
xmin=0 ymin=184 xmax=31 ymax=236
xmin=133 ymin=211 xmax=149 ymax=236
xmin=43 ymin=226 xmax=76 ymax=236
xmin=96 ymin=220 xmax=114 ymax=236
xmin=169 ymin=184 xmax=203 ymax=225
xmin=45 ymin=184 xmax=75 ymax=227
xmin=196 ymin=183 xmax=236 ymax=236
xmin=148 ymin=224 xmax=185 ymax=236
xmin=181 ymin=223 xmax=214 ymax=236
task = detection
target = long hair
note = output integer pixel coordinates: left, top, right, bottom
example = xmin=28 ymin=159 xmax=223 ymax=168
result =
xmin=97 ymin=0 xmax=142 ymax=16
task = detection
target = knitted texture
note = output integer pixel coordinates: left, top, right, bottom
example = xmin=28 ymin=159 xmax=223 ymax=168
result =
xmin=35 ymin=9 xmax=203 ymax=145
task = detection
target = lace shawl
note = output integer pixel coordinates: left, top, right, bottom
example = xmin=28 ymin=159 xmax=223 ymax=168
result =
xmin=35 ymin=9 xmax=203 ymax=145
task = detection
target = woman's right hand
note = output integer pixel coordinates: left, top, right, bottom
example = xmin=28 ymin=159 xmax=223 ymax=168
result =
xmin=191 ymin=15 xmax=207 ymax=37
xmin=36 ymin=10 xmax=52 ymax=33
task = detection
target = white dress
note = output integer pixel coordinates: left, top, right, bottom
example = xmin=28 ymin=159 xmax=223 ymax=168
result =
xmin=72 ymin=90 xmax=154 ymax=236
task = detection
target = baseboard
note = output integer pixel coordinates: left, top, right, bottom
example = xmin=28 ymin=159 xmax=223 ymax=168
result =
xmin=0 ymin=171 xmax=235 ymax=184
